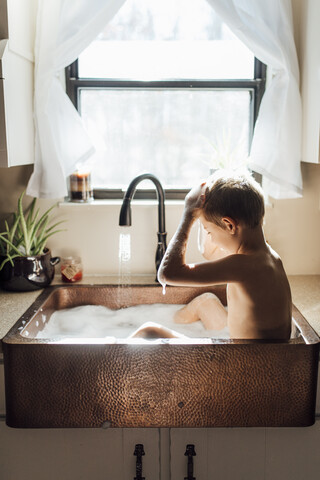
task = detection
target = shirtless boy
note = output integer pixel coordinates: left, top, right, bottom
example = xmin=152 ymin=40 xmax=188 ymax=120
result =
xmin=157 ymin=170 xmax=292 ymax=340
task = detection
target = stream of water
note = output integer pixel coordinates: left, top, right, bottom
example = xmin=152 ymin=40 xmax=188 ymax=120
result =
xmin=117 ymin=230 xmax=133 ymax=308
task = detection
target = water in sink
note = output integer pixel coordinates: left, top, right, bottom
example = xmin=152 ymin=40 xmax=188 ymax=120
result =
xmin=36 ymin=303 xmax=229 ymax=339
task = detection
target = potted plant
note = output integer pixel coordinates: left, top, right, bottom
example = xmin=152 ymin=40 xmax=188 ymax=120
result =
xmin=0 ymin=191 xmax=64 ymax=291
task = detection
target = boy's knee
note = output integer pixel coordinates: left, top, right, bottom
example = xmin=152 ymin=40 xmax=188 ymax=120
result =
xmin=197 ymin=292 xmax=221 ymax=304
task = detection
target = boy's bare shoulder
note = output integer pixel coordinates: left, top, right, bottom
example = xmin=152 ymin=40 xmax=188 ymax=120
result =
xmin=259 ymin=245 xmax=287 ymax=275
xmin=203 ymin=252 xmax=264 ymax=283
xmin=217 ymin=246 xmax=286 ymax=283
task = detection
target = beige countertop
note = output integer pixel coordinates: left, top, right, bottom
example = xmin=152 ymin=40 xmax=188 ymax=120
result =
xmin=287 ymin=275 xmax=320 ymax=334
xmin=0 ymin=275 xmax=319 ymax=349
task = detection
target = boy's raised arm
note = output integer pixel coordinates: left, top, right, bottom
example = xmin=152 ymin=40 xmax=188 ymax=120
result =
xmin=157 ymin=183 xmax=204 ymax=285
xmin=157 ymin=183 xmax=248 ymax=287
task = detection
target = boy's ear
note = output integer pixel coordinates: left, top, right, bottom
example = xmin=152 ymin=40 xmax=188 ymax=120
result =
xmin=221 ymin=217 xmax=238 ymax=234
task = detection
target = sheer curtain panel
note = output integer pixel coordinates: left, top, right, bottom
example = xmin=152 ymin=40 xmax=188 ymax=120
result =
xmin=27 ymin=0 xmax=125 ymax=199
xmin=206 ymin=0 xmax=302 ymax=198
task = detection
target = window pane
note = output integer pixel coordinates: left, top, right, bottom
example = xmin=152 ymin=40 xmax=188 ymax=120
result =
xmin=81 ymin=89 xmax=251 ymax=189
xmin=78 ymin=0 xmax=254 ymax=80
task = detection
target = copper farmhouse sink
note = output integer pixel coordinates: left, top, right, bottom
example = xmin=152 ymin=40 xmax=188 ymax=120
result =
xmin=2 ymin=284 xmax=319 ymax=428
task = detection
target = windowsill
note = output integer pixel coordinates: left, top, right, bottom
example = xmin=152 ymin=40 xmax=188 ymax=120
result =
xmin=58 ymin=199 xmax=274 ymax=209
xmin=58 ymin=199 xmax=185 ymax=207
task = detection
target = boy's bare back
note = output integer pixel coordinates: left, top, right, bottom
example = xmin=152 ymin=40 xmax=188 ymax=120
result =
xmin=158 ymin=172 xmax=292 ymax=341
xmin=224 ymin=245 xmax=292 ymax=339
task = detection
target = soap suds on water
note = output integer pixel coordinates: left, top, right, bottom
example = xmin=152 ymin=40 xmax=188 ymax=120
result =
xmin=36 ymin=303 xmax=229 ymax=339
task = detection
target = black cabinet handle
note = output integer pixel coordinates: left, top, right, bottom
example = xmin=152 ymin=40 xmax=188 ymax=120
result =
xmin=184 ymin=444 xmax=196 ymax=480
xmin=134 ymin=444 xmax=145 ymax=480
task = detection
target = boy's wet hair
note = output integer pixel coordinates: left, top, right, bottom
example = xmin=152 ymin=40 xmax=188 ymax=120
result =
xmin=203 ymin=170 xmax=265 ymax=228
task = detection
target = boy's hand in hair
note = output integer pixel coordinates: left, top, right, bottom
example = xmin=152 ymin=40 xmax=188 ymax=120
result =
xmin=184 ymin=182 xmax=206 ymax=218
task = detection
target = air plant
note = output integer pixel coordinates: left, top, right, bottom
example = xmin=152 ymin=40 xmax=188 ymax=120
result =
xmin=0 ymin=191 xmax=65 ymax=271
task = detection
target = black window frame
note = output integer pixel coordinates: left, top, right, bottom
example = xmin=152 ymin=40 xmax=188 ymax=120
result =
xmin=65 ymin=58 xmax=266 ymax=200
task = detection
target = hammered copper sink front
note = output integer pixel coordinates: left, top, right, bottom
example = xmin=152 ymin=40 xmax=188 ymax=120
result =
xmin=2 ymin=284 xmax=319 ymax=428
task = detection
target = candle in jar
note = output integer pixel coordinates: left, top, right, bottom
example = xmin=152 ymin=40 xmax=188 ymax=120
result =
xmin=68 ymin=172 xmax=93 ymax=202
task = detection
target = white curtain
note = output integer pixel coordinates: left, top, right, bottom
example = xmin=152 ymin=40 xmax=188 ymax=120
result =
xmin=28 ymin=0 xmax=302 ymax=199
xmin=206 ymin=0 xmax=302 ymax=198
xmin=27 ymin=0 xmax=126 ymax=199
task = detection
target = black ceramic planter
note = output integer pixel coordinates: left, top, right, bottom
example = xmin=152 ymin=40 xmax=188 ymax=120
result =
xmin=0 ymin=249 xmax=60 ymax=292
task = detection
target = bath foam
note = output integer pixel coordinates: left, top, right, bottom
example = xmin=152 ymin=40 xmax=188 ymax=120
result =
xmin=36 ymin=303 xmax=230 ymax=339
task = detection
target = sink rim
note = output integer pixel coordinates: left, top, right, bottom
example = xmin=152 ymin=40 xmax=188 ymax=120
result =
xmin=2 ymin=284 xmax=319 ymax=346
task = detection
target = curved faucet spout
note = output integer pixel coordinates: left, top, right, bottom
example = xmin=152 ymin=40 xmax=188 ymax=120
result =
xmin=119 ymin=173 xmax=167 ymax=273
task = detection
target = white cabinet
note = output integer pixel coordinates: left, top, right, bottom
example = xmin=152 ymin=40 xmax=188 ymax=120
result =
xmin=300 ymin=0 xmax=320 ymax=164
xmin=171 ymin=425 xmax=320 ymax=480
xmin=0 ymin=423 xmax=160 ymax=480
xmin=170 ymin=428 xmax=267 ymax=480
xmin=2 ymin=420 xmax=320 ymax=480
xmin=0 ymin=0 xmax=37 ymax=167
xmin=0 ymin=423 xmax=125 ymax=480
xmin=123 ymin=429 xmax=161 ymax=479
xmin=265 ymin=425 xmax=320 ymax=480
xmin=170 ymin=429 xmax=209 ymax=479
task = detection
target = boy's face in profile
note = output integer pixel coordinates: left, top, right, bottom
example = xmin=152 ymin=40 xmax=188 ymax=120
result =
xmin=199 ymin=214 xmax=235 ymax=254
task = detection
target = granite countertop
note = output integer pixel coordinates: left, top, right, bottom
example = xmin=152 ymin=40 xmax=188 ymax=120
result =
xmin=0 ymin=275 xmax=319 ymax=348
xmin=287 ymin=275 xmax=320 ymax=334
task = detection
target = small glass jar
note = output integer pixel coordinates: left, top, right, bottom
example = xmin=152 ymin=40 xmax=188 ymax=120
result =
xmin=61 ymin=256 xmax=83 ymax=283
xmin=68 ymin=171 xmax=93 ymax=203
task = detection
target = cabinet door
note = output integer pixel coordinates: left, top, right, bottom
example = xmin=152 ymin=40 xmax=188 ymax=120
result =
xmin=300 ymin=0 xmax=320 ymax=164
xmin=0 ymin=422 xmax=160 ymax=480
xmin=0 ymin=42 xmax=35 ymax=167
xmin=0 ymin=0 xmax=37 ymax=168
xmin=169 ymin=429 xmax=209 ymax=479
xmin=265 ymin=422 xmax=320 ymax=480
xmin=0 ymin=423 xmax=124 ymax=480
xmin=123 ymin=428 xmax=160 ymax=480
xmin=170 ymin=427 xmax=266 ymax=480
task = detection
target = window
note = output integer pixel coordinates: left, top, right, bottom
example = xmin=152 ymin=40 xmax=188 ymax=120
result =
xmin=65 ymin=0 xmax=266 ymax=199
